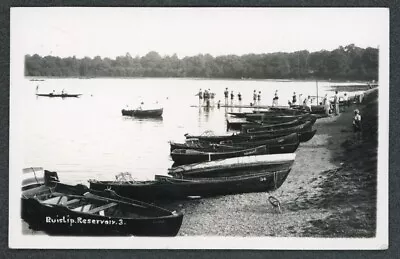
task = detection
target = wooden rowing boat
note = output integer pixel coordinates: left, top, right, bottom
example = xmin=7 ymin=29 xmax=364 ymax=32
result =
xmin=170 ymin=145 xmax=268 ymax=165
xmin=122 ymin=108 xmax=163 ymax=117
xmin=21 ymin=168 xmax=183 ymax=236
xmin=89 ymin=169 xmax=291 ymax=201
xmin=36 ymin=93 xmax=82 ymax=98
xmin=168 ymin=153 xmax=296 ymax=178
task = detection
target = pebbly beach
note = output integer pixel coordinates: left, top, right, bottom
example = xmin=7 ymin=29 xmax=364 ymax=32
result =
xmin=161 ymin=87 xmax=378 ymax=237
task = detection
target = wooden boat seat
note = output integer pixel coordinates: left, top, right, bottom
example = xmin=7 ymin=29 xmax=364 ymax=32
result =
xmin=42 ymin=195 xmax=68 ymax=205
xmin=87 ymin=203 xmax=117 ymax=214
xmin=72 ymin=204 xmax=93 ymax=212
xmin=62 ymin=198 xmax=80 ymax=206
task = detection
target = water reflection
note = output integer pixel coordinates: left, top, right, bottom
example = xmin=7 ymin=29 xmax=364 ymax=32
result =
xmin=122 ymin=116 xmax=164 ymax=123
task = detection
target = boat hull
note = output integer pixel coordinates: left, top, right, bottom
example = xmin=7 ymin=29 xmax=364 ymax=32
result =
xmin=89 ymin=169 xmax=291 ymax=201
xmin=21 ymin=169 xmax=183 ymax=236
xmin=170 ymin=145 xmax=268 ymax=165
xmin=122 ymin=108 xmax=163 ymax=117
xmin=36 ymin=94 xmax=81 ymax=98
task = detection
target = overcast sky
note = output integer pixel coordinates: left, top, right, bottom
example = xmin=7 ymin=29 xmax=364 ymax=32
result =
xmin=11 ymin=7 xmax=388 ymax=58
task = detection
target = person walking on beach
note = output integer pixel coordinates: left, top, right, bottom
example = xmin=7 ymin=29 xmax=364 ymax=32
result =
xmin=253 ymin=90 xmax=257 ymax=104
xmin=230 ymin=91 xmax=234 ymax=101
xmin=334 ymin=90 xmax=340 ymax=115
xmin=257 ymin=91 xmax=262 ymax=105
xmin=353 ymin=109 xmax=362 ymax=142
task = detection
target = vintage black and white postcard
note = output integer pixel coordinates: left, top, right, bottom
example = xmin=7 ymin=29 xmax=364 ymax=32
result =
xmin=9 ymin=7 xmax=389 ymax=249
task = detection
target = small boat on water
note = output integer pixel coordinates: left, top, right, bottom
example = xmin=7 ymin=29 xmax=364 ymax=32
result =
xmin=89 ymin=169 xmax=291 ymax=200
xmin=171 ymin=145 xmax=268 ymax=165
xmin=36 ymin=93 xmax=82 ymax=98
xmin=121 ymin=108 xmax=163 ymax=117
xmin=21 ymin=168 xmax=183 ymax=236
xmin=168 ymin=153 xmax=296 ymax=178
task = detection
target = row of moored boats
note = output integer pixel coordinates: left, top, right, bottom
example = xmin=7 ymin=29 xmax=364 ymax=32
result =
xmin=21 ymin=106 xmax=318 ymax=237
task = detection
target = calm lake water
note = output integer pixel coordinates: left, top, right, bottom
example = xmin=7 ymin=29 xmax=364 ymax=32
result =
xmin=21 ymin=78 xmax=363 ymax=184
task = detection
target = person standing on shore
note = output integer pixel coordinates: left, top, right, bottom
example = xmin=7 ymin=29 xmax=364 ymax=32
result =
xmin=334 ymin=90 xmax=340 ymax=115
xmin=298 ymin=94 xmax=303 ymax=106
xmin=323 ymin=94 xmax=330 ymax=115
xmin=353 ymin=109 xmax=362 ymax=142
xmin=342 ymin=92 xmax=349 ymax=112
xmin=253 ymin=90 xmax=257 ymax=104
xmin=257 ymin=91 xmax=262 ymax=105
xmin=304 ymin=95 xmax=312 ymax=112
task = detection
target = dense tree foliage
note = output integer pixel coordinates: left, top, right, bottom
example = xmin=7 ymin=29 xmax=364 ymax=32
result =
xmin=25 ymin=44 xmax=378 ymax=81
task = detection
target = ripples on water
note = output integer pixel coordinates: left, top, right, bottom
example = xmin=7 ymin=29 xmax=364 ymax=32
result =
xmin=21 ymin=78 xmax=363 ymax=184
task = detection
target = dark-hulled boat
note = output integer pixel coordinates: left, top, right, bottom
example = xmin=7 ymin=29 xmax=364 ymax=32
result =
xmin=242 ymin=120 xmax=313 ymax=135
xmin=171 ymin=133 xmax=300 ymax=154
xmin=290 ymin=104 xmax=326 ymax=114
xmin=122 ymin=108 xmax=163 ymax=117
xmin=21 ymin=168 xmax=183 ymax=236
xmin=185 ymin=127 xmax=314 ymax=143
xmin=168 ymin=153 xmax=296 ymax=178
xmin=243 ymin=116 xmax=316 ymax=133
xmin=89 ymin=169 xmax=291 ymax=200
xmin=171 ymin=145 xmax=268 ymax=165
xmin=36 ymin=93 xmax=82 ymax=98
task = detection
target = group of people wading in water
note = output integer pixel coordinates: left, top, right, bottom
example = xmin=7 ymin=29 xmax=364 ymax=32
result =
xmin=196 ymin=88 xmax=351 ymax=117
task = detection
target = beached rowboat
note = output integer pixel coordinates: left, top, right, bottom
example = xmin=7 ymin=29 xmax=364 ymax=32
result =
xmin=89 ymin=169 xmax=291 ymax=201
xmin=171 ymin=145 xmax=268 ymax=165
xmin=21 ymin=168 xmax=183 ymax=236
xmin=168 ymin=153 xmax=296 ymax=178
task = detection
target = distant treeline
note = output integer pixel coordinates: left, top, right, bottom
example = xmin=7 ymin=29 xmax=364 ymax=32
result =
xmin=25 ymin=44 xmax=378 ymax=81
